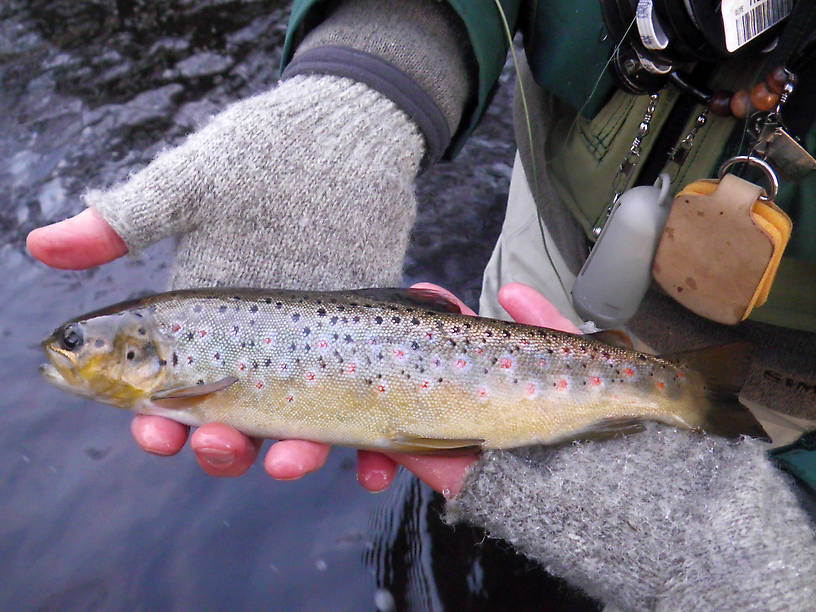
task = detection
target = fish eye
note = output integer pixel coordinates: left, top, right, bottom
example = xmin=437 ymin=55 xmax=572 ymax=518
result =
xmin=59 ymin=324 xmax=84 ymax=351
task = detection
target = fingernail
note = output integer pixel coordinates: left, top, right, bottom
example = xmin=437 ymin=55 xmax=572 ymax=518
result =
xmin=198 ymin=447 xmax=235 ymax=468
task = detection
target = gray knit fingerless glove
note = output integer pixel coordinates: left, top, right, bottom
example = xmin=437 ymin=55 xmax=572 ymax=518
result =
xmin=86 ymin=74 xmax=424 ymax=290
xmin=447 ymin=428 xmax=816 ymax=611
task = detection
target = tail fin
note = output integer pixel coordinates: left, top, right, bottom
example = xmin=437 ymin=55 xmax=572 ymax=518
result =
xmin=662 ymin=342 xmax=770 ymax=440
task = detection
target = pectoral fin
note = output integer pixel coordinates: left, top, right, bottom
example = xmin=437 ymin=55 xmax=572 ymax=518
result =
xmin=389 ymin=432 xmax=484 ymax=454
xmin=151 ymin=376 xmax=239 ymax=401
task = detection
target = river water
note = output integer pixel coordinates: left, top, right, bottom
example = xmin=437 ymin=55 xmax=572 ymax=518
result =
xmin=0 ymin=2 xmax=596 ymax=609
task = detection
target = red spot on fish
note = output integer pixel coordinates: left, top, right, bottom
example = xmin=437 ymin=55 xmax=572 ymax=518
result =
xmin=265 ymin=337 xmax=272 ymax=344
xmin=538 ymin=358 xmax=548 ymax=367
xmin=526 ymin=383 xmax=536 ymax=395
xmin=171 ymin=323 xmax=180 ymax=332
xmin=561 ymin=347 xmax=570 ymax=354
xmin=346 ymin=364 xmax=356 ymax=374
xmin=377 ymin=384 xmax=385 ymax=393
xmin=556 ymin=379 xmax=568 ymax=391
xmin=318 ymin=340 xmax=327 ymax=348
xmin=420 ymin=380 xmax=429 ymax=389
xmin=255 ymin=381 xmax=264 ymax=389
xmin=286 ymin=395 xmax=294 ymax=403
xmin=187 ymin=356 xmax=194 ymax=364
xmin=280 ymin=363 xmax=287 ymax=371
xmin=474 ymin=347 xmax=483 ymax=355
xmin=478 ymin=388 xmax=487 ymax=398
xmin=499 ymin=358 xmax=512 ymax=369
xmin=305 ymin=372 xmax=315 ymax=381
xmin=455 ymin=359 xmax=467 ymax=369
xmin=589 ymin=377 xmax=601 ymax=386
xmin=425 ymin=332 xmax=433 ymax=339
xmin=199 ymin=330 xmax=206 ymax=337
xmin=623 ymin=368 xmax=634 ymax=377
xmin=657 ymin=381 xmax=665 ymax=390
xmin=676 ymin=370 xmax=685 ymax=379
xmin=394 ymin=349 xmax=404 ymax=358
xmin=238 ymin=363 xmax=246 ymax=371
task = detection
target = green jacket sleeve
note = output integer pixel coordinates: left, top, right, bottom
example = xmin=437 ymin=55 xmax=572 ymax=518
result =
xmin=280 ymin=0 xmax=522 ymax=157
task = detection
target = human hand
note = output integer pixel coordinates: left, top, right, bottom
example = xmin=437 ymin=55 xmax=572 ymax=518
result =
xmin=28 ymin=74 xmax=426 ymax=487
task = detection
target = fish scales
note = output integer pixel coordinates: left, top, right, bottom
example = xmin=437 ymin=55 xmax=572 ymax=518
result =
xmin=40 ymin=288 xmax=764 ymax=450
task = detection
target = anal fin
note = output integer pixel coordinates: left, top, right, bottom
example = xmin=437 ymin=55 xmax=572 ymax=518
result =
xmin=389 ymin=432 xmax=484 ymax=455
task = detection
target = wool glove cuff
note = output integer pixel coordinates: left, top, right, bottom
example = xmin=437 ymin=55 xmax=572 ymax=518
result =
xmin=85 ymin=74 xmax=424 ymax=290
xmin=446 ymin=428 xmax=816 ymax=611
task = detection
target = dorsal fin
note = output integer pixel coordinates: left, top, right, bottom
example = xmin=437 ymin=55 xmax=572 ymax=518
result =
xmin=350 ymin=288 xmax=464 ymax=313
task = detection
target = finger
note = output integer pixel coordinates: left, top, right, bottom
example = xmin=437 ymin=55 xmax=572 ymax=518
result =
xmin=409 ymin=282 xmax=477 ymax=316
xmin=131 ymin=415 xmax=189 ymax=456
xmin=263 ymin=439 xmax=331 ymax=480
xmin=26 ymin=208 xmax=128 ymax=270
xmin=356 ymin=450 xmax=398 ymax=493
xmin=386 ymin=452 xmax=478 ymax=499
xmin=191 ymin=423 xmax=261 ymax=477
xmin=498 ymin=282 xmax=581 ymax=333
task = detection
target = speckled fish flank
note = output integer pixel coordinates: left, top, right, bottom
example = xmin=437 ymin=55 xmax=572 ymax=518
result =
xmin=39 ymin=288 xmax=766 ymax=451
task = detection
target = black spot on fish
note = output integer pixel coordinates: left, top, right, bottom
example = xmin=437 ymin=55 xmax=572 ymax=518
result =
xmin=436 ymin=321 xmax=444 ymax=330
xmin=317 ymin=308 xmax=326 ymax=317
xmin=275 ymin=302 xmax=283 ymax=309
xmin=502 ymin=330 xmax=511 ymax=338
xmin=411 ymin=318 xmax=420 ymax=325
xmin=265 ymin=359 xmax=271 ymax=366
xmin=264 ymin=298 xmax=272 ymax=304
xmin=303 ymin=327 xmax=311 ymax=336
xmin=289 ymin=343 xmax=296 ymax=351
xmin=186 ymin=332 xmax=194 ymax=341
xmin=374 ymin=316 xmax=383 ymax=324
xmin=437 ymin=377 xmax=443 ymax=383
xmin=252 ymin=361 xmax=259 ymax=370
xmin=193 ymin=305 xmax=202 ymax=313
xmin=353 ymin=316 xmax=360 ymax=323
xmin=241 ymin=342 xmax=246 ymax=348
xmin=172 ymin=353 xmax=178 ymax=366
xmin=158 ymin=359 xmax=167 ymax=366
xmin=304 ymin=344 xmax=311 ymax=352
xmin=95 ymin=339 xmax=105 ymax=348
xmin=337 ymin=305 xmax=345 ymax=312
xmin=250 ymin=305 xmax=258 ymax=313
xmin=197 ymin=379 xmax=204 ymax=385
xmin=411 ymin=341 xmax=420 ymax=350
xmin=233 ymin=325 xmax=239 ymax=334
xmin=292 ymin=313 xmax=300 ymax=322
xmin=392 ymin=317 xmax=401 ymax=324
xmin=377 ymin=352 xmax=383 ymax=360
xmin=232 ymin=295 xmax=241 ymax=301
xmin=219 ymin=306 xmax=227 ymax=313
xmin=341 ymin=317 xmax=348 ymax=324
xmin=330 ymin=316 xmax=339 ymax=325
xmin=138 ymin=328 xmax=146 ymax=336
xmin=547 ymin=348 xmax=554 ymax=354
xmin=448 ymin=339 xmax=456 ymax=347
xmin=344 ymin=335 xmax=353 ymax=343
xmin=349 ymin=302 xmax=358 ymax=307
xmin=486 ymin=331 xmax=493 ymax=337
xmin=214 ymin=352 xmax=220 ymax=360
xmin=249 ymin=320 xmax=255 ymax=326
xmin=452 ymin=326 xmax=460 ymax=333
xmin=332 ymin=333 xmax=339 ymax=340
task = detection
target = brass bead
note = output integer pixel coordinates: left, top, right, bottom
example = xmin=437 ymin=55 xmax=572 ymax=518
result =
xmin=750 ymin=82 xmax=780 ymax=112
xmin=730 ymin=89 xmax=751 ymax=119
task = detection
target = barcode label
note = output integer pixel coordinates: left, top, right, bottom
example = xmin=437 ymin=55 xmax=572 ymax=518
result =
xmin=722 ymin=0 xmax=794 ymax=52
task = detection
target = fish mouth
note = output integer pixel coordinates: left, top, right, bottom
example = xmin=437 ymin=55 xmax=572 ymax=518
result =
xmin=40 ymin=345 xmax=95 ymax=400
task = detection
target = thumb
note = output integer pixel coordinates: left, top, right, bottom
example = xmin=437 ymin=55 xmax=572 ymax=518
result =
xmin=26 ymin=208 xmax=128 ymax=270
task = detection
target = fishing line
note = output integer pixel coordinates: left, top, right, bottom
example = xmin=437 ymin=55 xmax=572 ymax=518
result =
xmin=490 ymin=1 xmax=633 ymax=302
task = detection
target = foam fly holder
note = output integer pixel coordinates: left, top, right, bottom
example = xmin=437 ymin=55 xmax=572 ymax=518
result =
xmin=651 ymin=174 xmax=792 ymax=325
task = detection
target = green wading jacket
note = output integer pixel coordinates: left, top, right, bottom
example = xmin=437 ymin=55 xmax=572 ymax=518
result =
xmin=282 ymin=0 xmax=816 ymax=335
xmin=281 ymin=0 xmax=816 ymax=509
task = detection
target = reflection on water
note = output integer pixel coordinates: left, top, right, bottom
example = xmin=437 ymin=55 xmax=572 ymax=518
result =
xmin=1 ymin=1 xmax=597 ymax=609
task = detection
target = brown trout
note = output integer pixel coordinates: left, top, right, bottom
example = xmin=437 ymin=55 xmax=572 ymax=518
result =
xmin=40 ymin=288 xmax=766 ymax=451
